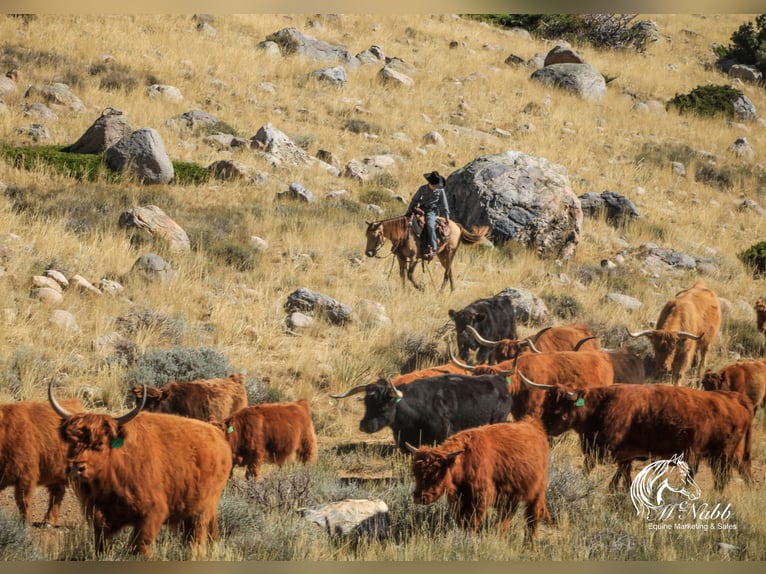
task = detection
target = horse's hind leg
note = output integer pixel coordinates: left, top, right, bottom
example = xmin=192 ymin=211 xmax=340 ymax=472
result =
xmin=438 ymin=248 xmax=456 ymax=291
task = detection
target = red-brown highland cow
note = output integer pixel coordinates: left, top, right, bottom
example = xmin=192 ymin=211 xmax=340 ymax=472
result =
xmin=407 ymin=418 xmax=552 ymax=540
xmin=50 ymin=384 xmax=232 ymax=557
xmin=0 ymin=398 xmax=82 ymax=525
xmin=221 ymin=399 xmax=317 ymax=480
xmin=130 ymin=373 xmax=247 ymax=421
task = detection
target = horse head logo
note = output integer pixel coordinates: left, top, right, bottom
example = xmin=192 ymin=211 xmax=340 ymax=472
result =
xmin=630 ymin=454 xmax=702 ymax=519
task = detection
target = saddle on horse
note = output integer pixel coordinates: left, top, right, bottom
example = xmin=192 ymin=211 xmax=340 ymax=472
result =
xmin=407 ymin=209 xmax=451 ymax=258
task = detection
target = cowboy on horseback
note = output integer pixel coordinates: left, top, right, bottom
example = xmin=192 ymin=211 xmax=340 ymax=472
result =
xmin=406 ymin=170 xmax=450 ymax=261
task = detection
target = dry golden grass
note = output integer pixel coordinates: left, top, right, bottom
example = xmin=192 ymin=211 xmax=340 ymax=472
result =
xmin=0 ymin=13 xmax=765 ymax=560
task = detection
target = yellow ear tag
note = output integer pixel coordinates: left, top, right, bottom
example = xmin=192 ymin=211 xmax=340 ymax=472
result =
xmin=574 ymin=397 xmax=585 ymax=407
xmin=110 ymin=437 xmax=124 ymax=449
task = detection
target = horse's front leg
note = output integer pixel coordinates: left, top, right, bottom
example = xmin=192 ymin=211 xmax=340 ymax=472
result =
xmin=397 ymin=255 xmax=408 ymax=288
xmin=407 ymin=259 xmax=424 ymax=290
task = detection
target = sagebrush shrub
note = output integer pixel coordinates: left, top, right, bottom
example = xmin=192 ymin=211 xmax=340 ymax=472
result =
xmin=124 ymin=346 xmax=232 ymax=388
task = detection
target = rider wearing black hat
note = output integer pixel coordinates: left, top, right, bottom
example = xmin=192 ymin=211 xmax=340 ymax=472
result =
xmin=406 ymin=170 xmax=450 ymax=261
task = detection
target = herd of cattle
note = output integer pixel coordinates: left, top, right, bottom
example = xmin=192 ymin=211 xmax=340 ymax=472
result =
xmin=1 ymin=279 xmax=765 ymax=555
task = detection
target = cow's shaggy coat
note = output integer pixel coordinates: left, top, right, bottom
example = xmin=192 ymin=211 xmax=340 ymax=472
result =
xmin=0 ymin=399 xmax=82 ymax=525
xmin=409 ymin=418 xmax=552 ymax=539
xmin=221 ymin=399 xmax=317 ymax=480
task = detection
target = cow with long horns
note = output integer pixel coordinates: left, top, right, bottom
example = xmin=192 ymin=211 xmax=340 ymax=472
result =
xmin=519 ymin=374 xmax=753 ymax=492
xmin=466 ymin=322 xmax=598 ymax=364
xmin=448 ymin=342 xmax=614 ymax=422
xmin=627 ymin=279 xmax=721 ymax=385
xmin=0 ymin=398 xmax=82 ymax=526
xmin=330 ymin=375 xmax=513 ymax=453
xmin=49 ymin=383 xmax=232 ymax=557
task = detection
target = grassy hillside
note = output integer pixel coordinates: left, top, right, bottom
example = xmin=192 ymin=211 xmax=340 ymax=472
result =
xmin=0 ymin=14 xmax=764 ymax=560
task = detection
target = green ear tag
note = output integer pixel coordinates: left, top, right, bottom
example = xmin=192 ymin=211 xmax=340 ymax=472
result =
xmin=677 ymin=340 xmax=685 ymax=348
xmin=228 ymin=425 xmax=234 ymax=433
xmin=574 ymin=397 xmax=585 ymax=407
xmin=110 ymin=437 xmax=124 ymax=449
xmin=506 ymin=376 xmax=512 ymax=386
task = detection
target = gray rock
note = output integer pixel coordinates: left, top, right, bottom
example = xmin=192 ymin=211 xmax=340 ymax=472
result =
xmin=310 ymin=65 xmax=347 ymax=86
xmin=22 ymin=103 xmax=58 ymax=121
xmin=604 ymin=293 xmax=642 ymax=311
xmin=732 ymin=93 xmax=757 ymax=121
xmin=530 ymin=63 xmax=606 ymax=101
xmin=728 ymin=64 xmax=762 ymax=84
xmin=282 ymin=182 xmax=316 ymax=202
xmin=285 ymin=312 xmax=314 ymax=333
xmin=166 ymin=109 xmax=220 ymax=131
xmin=265 ymin=28 xmax=361 ymax=68
xmin=119 ymin=205 xmax=190 ymax=252
xmin=106 ymin=128 xmax=174 ymax=184
xmin=251 ymin=123 xmax=312 ymax=167
xmin=130 ymin=253 xmax=174 ymax=284
xmin=284 ymin=287 xmax=356 ymax=325
xmin=30 ymin=287 xmax=63 ymax=305
xmin=378 ymin=65 xmax=414 ymax=87
xmin=299 ymin=499 xmax=389 ymax=539
xmin=63 ymin=107 xmax=134 ymax=154
xmin=579 ymin=191 xmax=640 ymax=225
xmin=14 ymin=124 xmax=50 ymax=142
xmin=496 ymin=287 xmax=550 ymax=325
xmin=146 ymin=84 xmax=183 ymax=103
xmin=24 ymin=82 xmax=85 ymax=112
xmin=445 ymin=151 xmax=582 ymax=260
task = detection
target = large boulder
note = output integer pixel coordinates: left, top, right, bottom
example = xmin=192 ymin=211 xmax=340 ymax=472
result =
xmin=263 ymin=28 xmax=360 ymax=68
xmin=63 ymin=107 xmax=134 ymax=154
xmin=105 ymin=128 xmax=174 ymax=184
xmin=530 ymin=62 xmax=606 ymax=101
xmin=445 ymin=151 xmax=582 ymax=260
xmin=118 ymin=205 xmax=190 ymax=253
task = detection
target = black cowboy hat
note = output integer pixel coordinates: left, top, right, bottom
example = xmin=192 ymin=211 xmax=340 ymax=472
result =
xmin=423 ymin=171 xmax=446 ymax=186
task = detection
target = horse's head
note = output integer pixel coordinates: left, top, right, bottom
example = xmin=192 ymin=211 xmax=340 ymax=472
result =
xmin=631 ymin=453 xmax=701 ymax=517
xmin=365 ymin=220 xmax=385 ymax=257
xmin=659 ymin=454 xmax=701 ymax=502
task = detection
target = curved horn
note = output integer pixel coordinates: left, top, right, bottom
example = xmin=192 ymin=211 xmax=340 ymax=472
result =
xmin=517 ymin=370 xmax=557 ymax=390
xmin=626 ymin=327 xmax=654 ymax=338
xmin=678 ymin=331 xmax=702 ymax=340
xmin=405 ymin=441 xmax=418 ymax=453
xmin=387 ymin=379 xmax=404 ymax=400
xmin=466 ymin=325 xmax=500 ymax=347
xmin=524 ymin=338 xmax=542 ymax=354
xmin=445 ymin=449 xmax=465 ymax=460
xmin=330 ymin=384 xmax=369 ymax=399
xmin=48 ymin=382 xmax=74 ymax=418
xmin=573 ymin=336 xmax=598 ymax=351
xmin=114 ymin=385 xmax=146 ymax=425
xmin=448 ymin=340 xmax=476 ymax=371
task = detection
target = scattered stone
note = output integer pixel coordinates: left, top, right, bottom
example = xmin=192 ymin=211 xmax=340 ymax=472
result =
xmin=299 ymin=499 xmax=389 ymax=539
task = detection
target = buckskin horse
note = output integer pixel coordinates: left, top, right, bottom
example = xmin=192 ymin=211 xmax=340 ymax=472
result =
xmin=364 ymin=215 xmax=489 ymax=291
